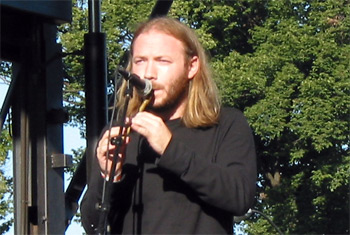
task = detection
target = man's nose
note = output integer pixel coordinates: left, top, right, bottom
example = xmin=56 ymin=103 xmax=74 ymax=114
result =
xmin=144 ymin=61 xmax=156 ymax=80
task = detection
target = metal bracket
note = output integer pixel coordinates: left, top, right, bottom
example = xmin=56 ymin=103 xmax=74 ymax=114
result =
xmin=51 ymin=154 xmax=73 ymax=168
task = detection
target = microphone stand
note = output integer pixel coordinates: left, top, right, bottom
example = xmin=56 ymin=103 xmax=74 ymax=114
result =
xmin=96 ymin=81 xmax=133 ymax=235
xmin=234 ymin=208 xmax=283 ymax=235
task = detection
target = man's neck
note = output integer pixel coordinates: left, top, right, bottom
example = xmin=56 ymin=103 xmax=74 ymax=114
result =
xmin=149 ymin=105 xmax=184 ymax=121
xmin=148 ymin=99 xmax=187 ymax=122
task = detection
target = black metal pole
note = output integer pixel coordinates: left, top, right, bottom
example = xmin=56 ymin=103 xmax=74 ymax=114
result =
xmin=0 ymin=66 xmax=19 ymax=133
xmin=85 ymin=0 xmax=107 ymax=183
xmin=65 ymin=152 xmax=87 ymax=228
xmin=150 ymin=0 xmax=173 ymax=18
xmin=65 ymin=1 xmax=107 ymax=226
xmin=97 ymin=84 xmax=133 ymax=234
xmin=88 ymin=0 xmax=101 ymax=33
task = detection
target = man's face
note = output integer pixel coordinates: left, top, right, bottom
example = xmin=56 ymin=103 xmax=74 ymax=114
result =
xmin=131 ymin=30 xmax=191 ymax=114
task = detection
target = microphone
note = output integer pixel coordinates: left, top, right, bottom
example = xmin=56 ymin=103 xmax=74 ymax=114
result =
xmin=118 ymin=68 xmax=153 ymax=97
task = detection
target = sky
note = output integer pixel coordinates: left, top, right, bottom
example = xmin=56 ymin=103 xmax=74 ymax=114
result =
xmin=0 ymin=83 xmax=86 ymax=234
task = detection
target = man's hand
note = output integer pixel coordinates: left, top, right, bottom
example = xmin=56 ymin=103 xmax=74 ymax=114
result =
xmin=131 ymin=111 xmax=172 ymax=155
xmin=96 ymin=126 xmax=130 ymax=180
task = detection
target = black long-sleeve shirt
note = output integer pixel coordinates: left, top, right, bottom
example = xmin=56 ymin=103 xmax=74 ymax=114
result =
xmin=81 ymin=107 xmax=257 ymax=234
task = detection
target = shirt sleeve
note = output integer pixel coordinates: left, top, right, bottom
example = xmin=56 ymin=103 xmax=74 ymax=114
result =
xmin=80 ymin=134 xmax=140 ymax=234
xmin=80 ymin=125 xmax=127 ymax=234
xmin=80 ymin=164 xmax=133 ymax=234
xmin=80 ymin=162 xmax=105 ymax=234
xmin=156 ymin=109 xmax=257 ymax=216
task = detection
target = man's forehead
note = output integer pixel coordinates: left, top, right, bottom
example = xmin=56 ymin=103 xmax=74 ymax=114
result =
xmin=132 ymin=30 xmax=185 ymax=55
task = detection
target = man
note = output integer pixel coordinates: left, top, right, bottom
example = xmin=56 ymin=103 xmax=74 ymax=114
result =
xmin=81 ymin=17 xmax=256 ymax=234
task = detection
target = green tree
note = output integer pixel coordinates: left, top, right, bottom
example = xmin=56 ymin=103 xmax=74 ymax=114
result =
xmin=0 ymin=126 xmax=13 ymax=234
xmin=212 ymin=0 xmax=349 ymax=233
xmin=0 ymin=62 xmax=13 ymax=233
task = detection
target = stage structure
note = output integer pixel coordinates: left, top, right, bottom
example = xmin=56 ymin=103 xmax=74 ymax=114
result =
xmin=0 ymin=1 xmax=72 ymax=234
xmin=0 ymin=0 xmax=173 ymax=234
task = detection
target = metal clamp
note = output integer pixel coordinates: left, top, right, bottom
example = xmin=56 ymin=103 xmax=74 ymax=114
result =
xmin=51 ymin=154 xmax=73 ymax=168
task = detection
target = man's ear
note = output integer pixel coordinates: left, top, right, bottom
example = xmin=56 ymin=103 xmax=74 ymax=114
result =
xmin=187 ymin=56 xmax=199 ymax=80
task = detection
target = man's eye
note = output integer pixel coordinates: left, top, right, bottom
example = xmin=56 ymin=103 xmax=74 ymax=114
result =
xmin=134 ymin=59 xmax=143 ymax=64
xmin=159 ymin=59 xmax=171 ymax=63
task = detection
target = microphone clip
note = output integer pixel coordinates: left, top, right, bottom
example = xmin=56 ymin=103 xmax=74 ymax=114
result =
xmin=118 ymin=67 xmax=153 ymax=98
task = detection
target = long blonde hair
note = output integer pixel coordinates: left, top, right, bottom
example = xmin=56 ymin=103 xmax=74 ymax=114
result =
xmin=117 ymin=17 xmax=221 ymax=128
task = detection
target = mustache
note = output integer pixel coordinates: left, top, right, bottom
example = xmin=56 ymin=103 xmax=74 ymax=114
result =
xmin=149 ymin=82 xmax=163 ymax=90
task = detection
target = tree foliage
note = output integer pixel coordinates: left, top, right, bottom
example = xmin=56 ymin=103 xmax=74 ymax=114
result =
xmin=0 ymin=126 xmax=13 ymax=234
xmin=211 ymin=0 xmax=349 ymax=233
xmin=0 ymin=61 xmax=13 ymax=233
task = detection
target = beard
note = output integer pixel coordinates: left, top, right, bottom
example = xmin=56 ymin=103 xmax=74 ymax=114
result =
xmin=148 ymin=76 xmax=189 ymax=115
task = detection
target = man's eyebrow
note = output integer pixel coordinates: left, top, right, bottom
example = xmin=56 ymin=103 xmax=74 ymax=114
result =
xmin=133 ymin=55 xmax=147 ymax=60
